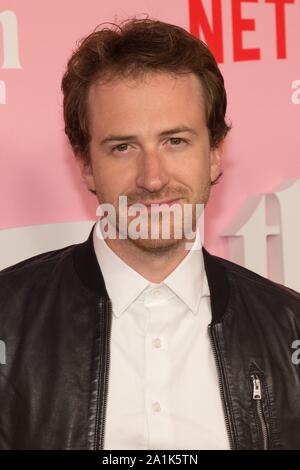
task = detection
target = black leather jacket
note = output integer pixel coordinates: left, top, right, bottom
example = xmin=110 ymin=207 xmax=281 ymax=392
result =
xmin=0 ymin=223 xmax=300 ymax=450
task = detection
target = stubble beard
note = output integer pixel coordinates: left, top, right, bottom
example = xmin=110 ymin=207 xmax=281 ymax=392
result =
xmin=114 ymin=185 xmax=210 ymax=255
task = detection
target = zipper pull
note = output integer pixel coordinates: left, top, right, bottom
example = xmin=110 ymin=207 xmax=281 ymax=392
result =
xmin=252 ymin=375 xmax=262 ymax=400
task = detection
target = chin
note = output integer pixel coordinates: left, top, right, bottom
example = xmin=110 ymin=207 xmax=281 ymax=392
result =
xmin=129 ymin=236 xmax=183 ymax=254
xmin=126 ymin=222 xmax=190 ymax=253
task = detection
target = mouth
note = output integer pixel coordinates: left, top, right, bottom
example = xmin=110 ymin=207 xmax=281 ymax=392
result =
xmin=133 ymin=199 xmax=183 ymax=212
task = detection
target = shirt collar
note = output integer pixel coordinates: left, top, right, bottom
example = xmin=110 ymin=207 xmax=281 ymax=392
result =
xmin=163 ymin=229 xmax=209 ymax=314
xmin=93 ymin=220 xmax=209 ymax=317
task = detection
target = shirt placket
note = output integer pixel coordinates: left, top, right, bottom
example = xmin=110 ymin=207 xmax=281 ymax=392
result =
xmin=143 ymin=286 xmax=174 ymax=450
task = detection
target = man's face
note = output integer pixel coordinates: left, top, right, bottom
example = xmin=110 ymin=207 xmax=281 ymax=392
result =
xmin=79 ymin=71 xmax=223 ymax=252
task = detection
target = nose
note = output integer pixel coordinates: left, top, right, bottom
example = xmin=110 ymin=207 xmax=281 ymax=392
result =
xmin=135 ymin=148 xmax=170 ymax=193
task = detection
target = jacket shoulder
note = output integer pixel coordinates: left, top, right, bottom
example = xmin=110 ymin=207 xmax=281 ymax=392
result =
xmin=0 ymin=243 xmax=77 ymax=286
xmin=212 ymin=253 xmax=300 ymax=302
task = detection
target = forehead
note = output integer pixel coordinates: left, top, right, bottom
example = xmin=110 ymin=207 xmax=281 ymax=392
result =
xmin=87 ymin=71 xmax=206 ymax=131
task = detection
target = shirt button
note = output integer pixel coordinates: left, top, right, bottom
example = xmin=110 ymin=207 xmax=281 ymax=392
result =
xmin=152 ymin=338 xmax=162 ymax=348
xmin=152 ymin=288 xmax=161 ymax=297
xmin=152 ymin=402 xmax=161 ymax=412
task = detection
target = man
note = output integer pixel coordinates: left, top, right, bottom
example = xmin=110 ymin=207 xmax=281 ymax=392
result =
xmin=0 ymin=17 xmax=300 ymax=450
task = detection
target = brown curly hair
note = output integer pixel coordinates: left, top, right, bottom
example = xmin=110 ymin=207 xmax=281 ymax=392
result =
xmin=61 ymin=15 xmax=231 ymax=186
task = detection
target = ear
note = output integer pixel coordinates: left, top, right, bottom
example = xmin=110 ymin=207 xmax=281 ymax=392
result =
xmin=76 ymin=156 xmax=96 ymax=192
xmin=209 ymin=139 xmax=224 ymax=184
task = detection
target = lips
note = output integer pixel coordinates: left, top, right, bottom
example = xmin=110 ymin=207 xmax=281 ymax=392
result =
xmin=127 ymin=198 xmax=183 ymax=214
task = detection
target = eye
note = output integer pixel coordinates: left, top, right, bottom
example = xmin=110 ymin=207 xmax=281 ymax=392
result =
xmin=112 ymin=143 xmax=130 ymax=153
xmin=168 ymin=137 xmax=187 ymax=146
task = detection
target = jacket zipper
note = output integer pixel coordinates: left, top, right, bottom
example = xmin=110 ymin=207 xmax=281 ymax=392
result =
xmin=94 ymin=297 xmax=112 ymax=450
xmin=209 ymin=324 xmax=235 ymax=450
xmin=251 ymin=374 xmax=269 ymax=450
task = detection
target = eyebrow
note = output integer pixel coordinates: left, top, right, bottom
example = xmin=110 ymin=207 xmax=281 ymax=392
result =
xmin=99 ymin=126 xmax=198 ymax=146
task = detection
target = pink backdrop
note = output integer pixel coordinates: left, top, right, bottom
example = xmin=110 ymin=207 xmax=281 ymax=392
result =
xmin=1 ymin=0 xmax=299 ymax=273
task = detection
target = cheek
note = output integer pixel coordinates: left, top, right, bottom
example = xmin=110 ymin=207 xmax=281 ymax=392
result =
xmin=93 ymin=161 xmax=135 ymax=202
xmin=174 ymin=157 xmax=210 ymax=186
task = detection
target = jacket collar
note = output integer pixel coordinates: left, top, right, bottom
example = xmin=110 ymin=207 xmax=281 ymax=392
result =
xmin=72 ymin=222 xmax=230 ymax=324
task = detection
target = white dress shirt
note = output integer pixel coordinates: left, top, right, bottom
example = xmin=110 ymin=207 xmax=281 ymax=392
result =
xmin=93 ymin=221 xmax=230 ymax=450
